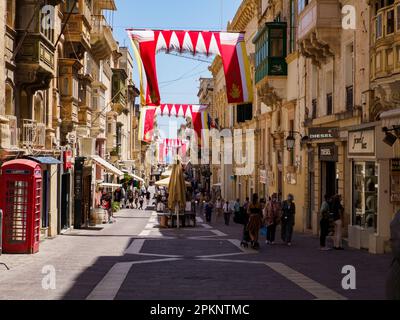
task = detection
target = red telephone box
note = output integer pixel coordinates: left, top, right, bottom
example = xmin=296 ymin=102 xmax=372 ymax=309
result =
xmin=0 ymin=159 xmax=42 ymax=254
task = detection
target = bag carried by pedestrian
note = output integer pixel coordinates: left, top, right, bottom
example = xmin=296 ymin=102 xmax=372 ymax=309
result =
xmin=260 ymin=226 xmax=268 ymax=237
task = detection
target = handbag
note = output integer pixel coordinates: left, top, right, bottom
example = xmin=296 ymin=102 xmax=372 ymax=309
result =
xmin=260 ymin=226 xmax=268 ymax=237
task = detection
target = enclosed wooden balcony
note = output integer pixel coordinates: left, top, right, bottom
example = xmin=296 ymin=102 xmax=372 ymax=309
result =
xmin=62 ymin=0 xmax=92 ymax=51
xmin=297 ymin=0 xmax=341 ymax=65
xmin=91 ymin=15 xmax=118 ymax=60
xmin=370 ymin=1 xmax=400 ymax=81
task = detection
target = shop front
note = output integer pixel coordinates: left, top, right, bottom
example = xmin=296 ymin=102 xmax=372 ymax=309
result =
xmin=305 ymin=127 xmax=344 ymax=236
xmin=347 ymin=125 xmax=394 ymax=254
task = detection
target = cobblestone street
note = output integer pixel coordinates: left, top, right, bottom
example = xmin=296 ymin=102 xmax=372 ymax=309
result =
xmin=0 ymin=209 xmax=392 ymax=300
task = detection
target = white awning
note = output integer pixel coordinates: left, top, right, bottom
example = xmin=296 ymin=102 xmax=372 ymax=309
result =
xmin=98 ymin=183 xmax=122 ymax=189
xmin=212 ymin=183 xmax=222 ymax=187
xmin=128 ymin=173 xmax=145 ymax=183
xmin=91 ymin=155 xmax=124 ymax=177
xmin=381 ymin=109 xmax=400 ymax=127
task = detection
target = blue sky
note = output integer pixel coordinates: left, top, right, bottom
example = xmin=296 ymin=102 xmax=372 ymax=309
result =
xmin=112 ymin=0 xmax=243 ymax=137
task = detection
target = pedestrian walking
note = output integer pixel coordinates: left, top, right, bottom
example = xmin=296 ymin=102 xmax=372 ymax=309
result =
xmin=264 ymin=193 xmax=281 ymax=245
xmin=204 ymin=198 xmax=213 ymax=223
xmin=134 ymin=193 xmax=139 ymax=209
xmin=127 ymin=189 xmax=134 ymax=209
xmin=331 ymin=194 xmax=344 ymax=250
xmin=215 ymin=197 xmax=223 ymax=222
xmin=101 ymin=191 xmax=112 ymax=223
xmin=243 ymin=197 xmax=250 ymax=213
xmin=387 ymin=210 xmax=400 ymax=300
xmin=223 ymin=200 xmax=231 ymax=226
xmin=114 ymin=187 xmax=122 ymax=209
xmin=281 ymin=194 xmax=296 ymax=246
xmin=138 ymin=194 xmax=144 ymax=210
xmin=246 ymin=193 xmax=263 ymax=250
xmin=320 ymin=194 xmax=331 ymax=251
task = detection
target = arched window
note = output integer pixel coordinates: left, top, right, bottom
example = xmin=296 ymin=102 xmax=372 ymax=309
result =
xmin=34 ymin=92 xmax=44 ymax=124
xmin=5 ymin=82 xmax=15 ymax=116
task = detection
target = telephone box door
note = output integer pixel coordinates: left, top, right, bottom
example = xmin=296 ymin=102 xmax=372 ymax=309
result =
xmin=0 ymin=160 xmax=42 ymax=254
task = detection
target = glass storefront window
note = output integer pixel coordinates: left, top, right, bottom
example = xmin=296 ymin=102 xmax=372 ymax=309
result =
xmin=353 ymin=162 xmax=378 ymax=231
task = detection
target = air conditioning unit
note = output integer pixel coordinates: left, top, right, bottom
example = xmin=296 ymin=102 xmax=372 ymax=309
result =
xmin=79 ymin=137 xmax=95 ymax=157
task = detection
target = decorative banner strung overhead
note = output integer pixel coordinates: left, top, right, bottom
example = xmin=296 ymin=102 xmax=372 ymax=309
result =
xmin=138 ymin=106 xmax=157 ymax=143
xmin=155 ymin=104 xmax=208 ymax=118
xmin=127 ymin=29 xmax=253 ymax=106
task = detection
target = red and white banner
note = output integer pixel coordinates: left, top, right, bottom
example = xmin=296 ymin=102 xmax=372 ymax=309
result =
xmin=138 ymin=106 xmax=157 ymax=142
xmin=155 ymin=104 xmax=208 ymax=118
xmin=127 ymin=29 xmax=253 ymax=106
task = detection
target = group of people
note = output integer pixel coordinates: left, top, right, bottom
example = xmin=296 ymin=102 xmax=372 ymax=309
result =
xmin=200 ymin=193 xmax=296 ymax=250
xmin=240 ymin=193 xmax=296 ymax=250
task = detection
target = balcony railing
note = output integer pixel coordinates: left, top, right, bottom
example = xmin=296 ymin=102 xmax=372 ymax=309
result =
xmin=346 ymin=85 xmax=354 ymax=111
xmin=91 ymin=15 xmax=118 ymax=60
xmin=22 ymin=119 xmax=46 ymax=148
xmin=5 ymin=115 xmax=18 ymax=147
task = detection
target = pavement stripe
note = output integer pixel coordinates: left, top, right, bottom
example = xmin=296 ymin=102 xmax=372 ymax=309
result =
xmin=139 ymin=230 xmax=151 ymax=236
xmin=264 ymin=262 xmax=347 ymax=300
xmin=210 ymin=229 xmax=227 ymax=237
xmin=197 ymin=252 xmax=249 ymax=258
xmin=124 ymin=239 xmax=145 ymax=254
xmin=201 ymin=224 xmax=213 ymax=229
xmin=228 ymin=239 xmax=256 ymax=253
xmin=86 ymin=258 xmax=181 ymax=300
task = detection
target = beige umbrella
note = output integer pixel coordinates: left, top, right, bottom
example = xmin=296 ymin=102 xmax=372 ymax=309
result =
xmin=168 ymin=161 xmax=186 ymax=228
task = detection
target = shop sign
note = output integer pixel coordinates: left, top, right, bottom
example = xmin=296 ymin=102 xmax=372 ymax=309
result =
xmin=391 ymin=159 xmax=400 ymax=202
xmin=64 ymin=150 xmax=73 ymax=171
xmin=391 ymin=158 xmax=400 ymax=172
xmin=260 ymin=170 xmax=267 ymax=184
xmin=309 ymin=127 xmax=339 ymax=140
xmin=286 ymin=172 xmax=297 ymax=185
xmin=348 ymin=129 xmax=375 ymax=156
xmin=319 ymin=144 xmax=338 ymax=162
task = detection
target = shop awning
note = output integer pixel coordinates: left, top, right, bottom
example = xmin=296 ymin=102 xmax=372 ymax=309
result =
xmin=212 ymin=183 xmax=222 ymax=187
xmin=91 ymin=155 xmax=124 ymax=177
xmin=381 ymin=109 xmax=400 ymax=127
xmin=128 ymin=173 xmax=145 ymax=183
xmin=98 ymin=183 xmax=122 ymax=189
xmin=29 ymin=156 xmax=62 ymax=165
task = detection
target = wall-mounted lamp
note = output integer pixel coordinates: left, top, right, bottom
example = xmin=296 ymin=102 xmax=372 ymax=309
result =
xmin=286 ymin=131 xmax=310 ymax=151
xmin=383 ymin=126 xmax=400 ymax=146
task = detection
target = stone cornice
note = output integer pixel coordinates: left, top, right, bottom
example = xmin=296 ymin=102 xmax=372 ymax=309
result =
xmin=228 ymin=0 xmax=257 ymax=32
xmin=209 ymin=56 xmax=223 ymax=76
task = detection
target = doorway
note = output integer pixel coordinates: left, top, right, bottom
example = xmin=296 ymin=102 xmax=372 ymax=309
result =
xmin=61 ymin=173 xmax=70 ymax=230
xmin=321 ymin=161 xmax=338 ymax=201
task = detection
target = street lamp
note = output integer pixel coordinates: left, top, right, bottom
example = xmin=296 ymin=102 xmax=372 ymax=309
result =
xmin=286 ymin=131 xmax=309 ymax=151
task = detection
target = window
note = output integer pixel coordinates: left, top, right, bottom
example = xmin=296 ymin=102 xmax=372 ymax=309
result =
xmin=376 ymin=14 xmax=383 ymax=39
xmin=289 ymin=0 xmax=296 ymax=53
xmin=397 ymin=5 xmax=400 ymax=31
xmin=311 ymin=99 xmax=317 ymax=119
xmin=327 ymin=93 xmax=333 ymax=115
xmin=254 ymin=22 xmax=287 ymax=83
xmin=6 ymin=0 xmax=15 ymax=28
xmin=236 ymin=104 xmax=253 ymax=123
xmin=387 ymin=9 xmax=395 ymax=34
xmin=66 ymin=0 xmax=79 ymax=13
xmin=353 ymin=162 xmax=378 ymax=231
xmin=289 ymin=120 xmax=295 ymax=166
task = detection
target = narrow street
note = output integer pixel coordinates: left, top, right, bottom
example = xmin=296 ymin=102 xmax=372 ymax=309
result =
xmin=0 ymin=209 xmax=391 ymax=300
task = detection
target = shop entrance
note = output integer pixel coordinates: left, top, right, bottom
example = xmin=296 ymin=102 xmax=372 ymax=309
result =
xmin=321 ymin=161 xmax=338 ymax=201
xmin=61 ymin=173 xmax=70 ymax=230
